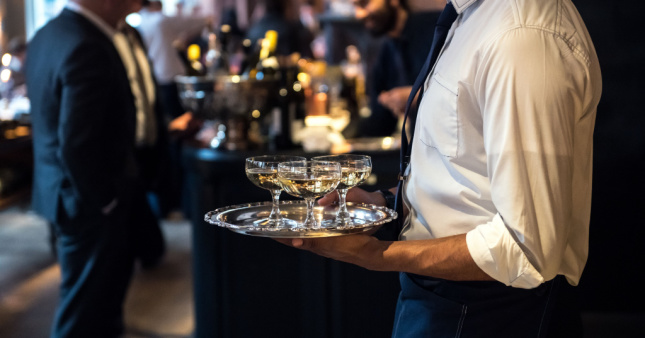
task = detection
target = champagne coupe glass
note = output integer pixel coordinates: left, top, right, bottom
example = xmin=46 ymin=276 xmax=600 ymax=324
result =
xmin=245 ymin=155 xmax=306 ymax=227
xmin=312 ymin=154 xmax=372 ymax=225
xmin=278 ymin=160 xmax=341 ymax=228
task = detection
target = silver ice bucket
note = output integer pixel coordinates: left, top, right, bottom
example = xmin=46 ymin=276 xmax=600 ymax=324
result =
xmin=175 ymin=74 xmax=280 ymax=149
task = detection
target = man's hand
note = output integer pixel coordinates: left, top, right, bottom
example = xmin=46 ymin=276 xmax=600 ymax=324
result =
xmin=318 ymin=186 xmax=409 ymax=223
xmin=378 ymin=86 xmax=414 ymax=117
xmin=317 ymin=187 xmax=387 ymax=207
xmin=275 ymin=234 xmax=392 ymax=271
xmin=168 ymin=112 xmax=203 ymax=139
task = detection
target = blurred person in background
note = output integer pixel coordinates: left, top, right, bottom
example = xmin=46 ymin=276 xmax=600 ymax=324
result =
xmin=25 ymin=0 xmax=167 ymax=335
xmin=7 ymin=36 xmax=28 ymax=97
xmin=246 ymin=0 xmax=314 ymax=59
xmin=354 ymin=0 xmax=444 ymax=137
xmin=137 ymin=0 xmax=210 ymax=215
xmin=137 ymin=0 xmax=209 ymax=121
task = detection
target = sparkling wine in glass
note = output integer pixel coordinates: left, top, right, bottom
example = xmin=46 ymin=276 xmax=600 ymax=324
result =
xmin=278 ymin=160 xmax=341 ymax=228
xmin=245 ymin=155 xmax=306 ymax=227
xmin=312 ymin=154 xmax=372 ymax=225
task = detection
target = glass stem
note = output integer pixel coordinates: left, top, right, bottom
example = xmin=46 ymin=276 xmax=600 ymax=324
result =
xmin=303 ymin=198 xmax=318 ymax=228
xmin=268 ymin=190 xmax=282 ymax=222
xmin=336 ymin=189 xmax=350 ymax=221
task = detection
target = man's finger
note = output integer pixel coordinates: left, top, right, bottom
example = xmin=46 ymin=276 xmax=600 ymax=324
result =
xmin=291 ymin=238 xmax=305 ymax=248
xmin=317 ymin=191 xmax=338 ymax=206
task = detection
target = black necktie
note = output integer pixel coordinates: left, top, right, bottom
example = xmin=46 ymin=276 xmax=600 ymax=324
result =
xmin=394 ymin=3 xmax=458 ymax=234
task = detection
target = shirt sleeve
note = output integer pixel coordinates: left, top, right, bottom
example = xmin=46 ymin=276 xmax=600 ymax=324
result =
xmin=466 ymin=214 xmax=544 ymax=288
xmin=168 ymin=16 xmax=209 ymax=39
xmin=465 ymin=27 xmax=591 ymax=288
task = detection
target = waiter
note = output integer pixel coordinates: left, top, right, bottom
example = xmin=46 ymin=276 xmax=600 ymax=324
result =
xmin=280 ymin=0 xmax=602 ymax=336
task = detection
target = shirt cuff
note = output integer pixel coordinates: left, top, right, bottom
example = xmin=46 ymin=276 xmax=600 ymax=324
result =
xmin=465 ymin=214 xmax=545 ymax=289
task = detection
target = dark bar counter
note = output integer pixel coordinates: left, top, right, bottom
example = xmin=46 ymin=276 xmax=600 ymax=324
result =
xmin=182 ymin=144 xmax=402 ymax=338
xmin=0 ymin=134 xmax=33 ymax=210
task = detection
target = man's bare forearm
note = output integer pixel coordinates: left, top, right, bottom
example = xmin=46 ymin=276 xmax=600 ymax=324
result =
xmin=288 ymin=233 xmax=494 ymax=282
xmin=356 ymin=234 xmax=494 ymax=281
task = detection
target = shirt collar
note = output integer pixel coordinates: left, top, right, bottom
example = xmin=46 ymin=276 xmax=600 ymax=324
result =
xmin=65 ymin=2 xmax=117 ymax=39
xmin=449 ymin=0 xmax=479 ymax=14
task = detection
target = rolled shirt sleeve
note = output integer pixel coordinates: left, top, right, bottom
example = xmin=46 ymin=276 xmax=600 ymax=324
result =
xmin=466 ymin=214 xmax=544 ymax=288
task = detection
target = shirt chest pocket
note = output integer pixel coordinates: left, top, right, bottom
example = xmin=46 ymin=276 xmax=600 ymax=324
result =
xmin=417 ymin=73 xmax=460 ymax=158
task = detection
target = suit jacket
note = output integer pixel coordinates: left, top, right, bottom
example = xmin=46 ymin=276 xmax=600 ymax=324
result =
xmin=26 ymin=9 xmax=139 ymax=223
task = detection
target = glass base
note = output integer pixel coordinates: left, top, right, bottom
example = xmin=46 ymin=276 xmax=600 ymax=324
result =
xmin=252 ymin=218 xmax=299 ymax=229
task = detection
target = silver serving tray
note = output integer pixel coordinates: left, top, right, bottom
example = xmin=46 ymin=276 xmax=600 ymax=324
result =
xmin=205 ymin=201 xmax=397 ymax=238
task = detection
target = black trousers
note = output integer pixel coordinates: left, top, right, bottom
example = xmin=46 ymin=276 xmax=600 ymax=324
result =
xmin=157 ymin=83 xmax=186 ymax=213
xmin=392 ymin=273 xmax=583 ymax=338
xmin=50 ymin=186 xmax=160 ymax=338
xmin=158 ymin=83 xmax=185 ymax=120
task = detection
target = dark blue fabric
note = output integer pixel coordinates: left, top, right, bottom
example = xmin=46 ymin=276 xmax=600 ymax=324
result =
xmin=357 ymin=11 xmax=441 ymax=137
xmin=52 ymin=202 xmax=136 ymax=338
xmin=394 ymin=3 xmax=458 ymax=234
xmin=27 ymin=9 xmax=137 ymax=224
xmin=392 ymin=273 xmax=582 ymax=338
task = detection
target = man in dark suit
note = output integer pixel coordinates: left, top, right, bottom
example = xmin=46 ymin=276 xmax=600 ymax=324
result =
xmin=26 ymin=0 xmax=166 ymax=336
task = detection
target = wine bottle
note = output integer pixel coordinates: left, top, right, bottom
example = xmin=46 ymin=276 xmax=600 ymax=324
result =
xmin=174 ymin=41 xmax=203 ymax=76
xmin=255 ymin=30 xmax=279 ymax=80
xmin=187 ymin=44 xmax=205 ymax=74
xmin=241 ymin=38 xmax=260 ymax=78
xmin=204 ymin=30 xmax=229 ymax=76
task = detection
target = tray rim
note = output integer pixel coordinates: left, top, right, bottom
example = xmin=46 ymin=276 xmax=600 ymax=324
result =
xmin=204 ymin=200 xmax=398 ymax=238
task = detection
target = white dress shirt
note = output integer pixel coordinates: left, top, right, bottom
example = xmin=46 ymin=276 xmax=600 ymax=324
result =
xmin=113 ymin=28 xmax=157 ymax=146
xmin=401 ymin=0 xmax=602 ymax=288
